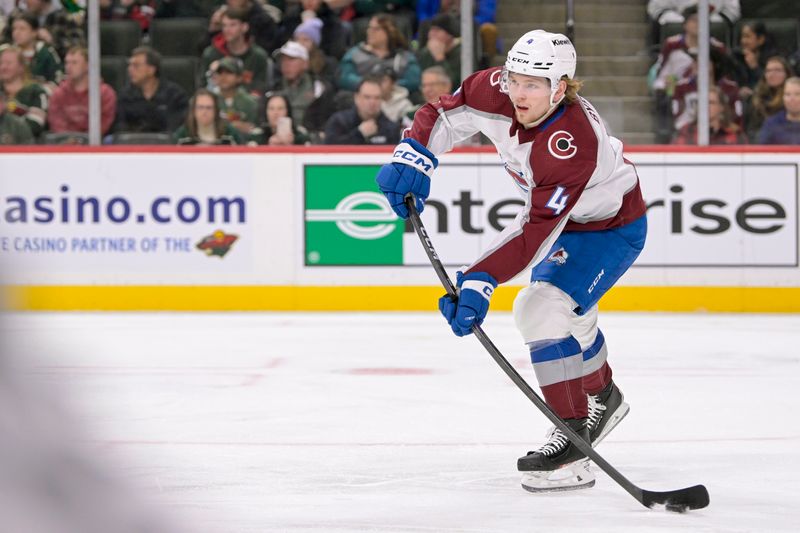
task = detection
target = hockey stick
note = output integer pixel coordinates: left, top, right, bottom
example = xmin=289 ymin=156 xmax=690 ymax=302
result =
xmin=404 ymin=194 xmax=709 ymax=512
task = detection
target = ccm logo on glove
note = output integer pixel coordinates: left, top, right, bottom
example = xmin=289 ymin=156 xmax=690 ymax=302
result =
xmin=392 ymin=149 xmax=435 ymax=173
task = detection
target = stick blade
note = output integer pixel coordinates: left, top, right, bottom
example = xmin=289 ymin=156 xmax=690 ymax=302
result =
xmin=641 ymin=484 xmax=709 ymax=512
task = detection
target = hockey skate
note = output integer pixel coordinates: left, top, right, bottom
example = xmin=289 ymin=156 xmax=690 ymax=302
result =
xmin=518 ymin=383 xmax=629 ymax=493
xmin=518 ymin=418 xmax=595 ymax=492
xmin=587 ymin=381 xmax=630 ymax=446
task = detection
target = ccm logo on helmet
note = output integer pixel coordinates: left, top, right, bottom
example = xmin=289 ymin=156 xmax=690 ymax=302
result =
xmin=547 ymin=130 xmax=577 ymax=159
xmin=511 ymin=57 xmax=530 ymax=64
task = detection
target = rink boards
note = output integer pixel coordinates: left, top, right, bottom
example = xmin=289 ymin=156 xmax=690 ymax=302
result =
xmin=0 ymin=146 xmax=798 ymax=312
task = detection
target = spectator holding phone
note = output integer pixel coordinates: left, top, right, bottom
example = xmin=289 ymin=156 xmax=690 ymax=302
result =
xmin=248 ymin=92 xmax=311 ymax=145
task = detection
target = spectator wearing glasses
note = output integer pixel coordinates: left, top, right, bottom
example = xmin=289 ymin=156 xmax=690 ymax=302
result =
xmin=173 ymin=88 xmax=240 ymax=145
xmin=337 ymin=14 xmax=420 ymax=94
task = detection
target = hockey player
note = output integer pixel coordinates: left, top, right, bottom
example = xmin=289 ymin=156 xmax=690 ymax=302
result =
xmin=375 ymin=30 xmax=647 ymax=492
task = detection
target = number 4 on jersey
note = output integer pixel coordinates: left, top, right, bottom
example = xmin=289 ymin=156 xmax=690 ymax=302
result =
xmin=546 ymin=186 xmax=569 ymax=215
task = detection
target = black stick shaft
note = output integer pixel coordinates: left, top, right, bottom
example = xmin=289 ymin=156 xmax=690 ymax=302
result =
xmin=404 ymin=194 xmax=708 ymax=511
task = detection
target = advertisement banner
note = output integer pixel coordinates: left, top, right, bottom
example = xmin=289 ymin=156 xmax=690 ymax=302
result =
xmin=303 ymin=160 xmax=798 ymax=268
xmin=0 ymin=154 xmax=253 ymax=282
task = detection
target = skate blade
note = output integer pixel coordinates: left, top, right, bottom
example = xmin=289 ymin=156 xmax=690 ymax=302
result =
xmin=593 ymin=401 xmax=630 ymax=447
xmin=520 ymin=463 xmax=595 ymax=493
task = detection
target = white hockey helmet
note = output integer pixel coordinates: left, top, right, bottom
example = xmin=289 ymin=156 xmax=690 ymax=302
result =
xmin=502 ymin=30 xmax=577 ymax=106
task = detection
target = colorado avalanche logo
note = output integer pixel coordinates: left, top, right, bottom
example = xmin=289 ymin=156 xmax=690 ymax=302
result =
xmin=547 ymin=247 xmax=569 ymax=265
xmin=547 ymin=130 xmax=577 ymax=160
xmin=504 ymin=163 xmax=528 ymax=191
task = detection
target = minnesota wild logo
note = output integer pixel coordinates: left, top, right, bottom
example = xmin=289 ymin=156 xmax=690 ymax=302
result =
xmin=196 ymin=230 xmax=238 ymax=258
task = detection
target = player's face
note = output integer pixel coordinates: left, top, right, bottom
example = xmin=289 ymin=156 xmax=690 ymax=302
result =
xmin=507 ymin=72 xmax=556 ymax=124
xmin=783 ymin=81 xmax=800 ymax=116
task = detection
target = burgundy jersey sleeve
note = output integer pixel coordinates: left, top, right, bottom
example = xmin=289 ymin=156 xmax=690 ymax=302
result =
xmin=465 ymin=112 xmax=600 ymax=284
xmin=405 ymin=67 xmax=510 ymax=154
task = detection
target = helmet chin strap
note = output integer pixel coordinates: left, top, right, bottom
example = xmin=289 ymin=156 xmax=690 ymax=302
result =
xmin=521 ymin=94 xmax=565 ymax=128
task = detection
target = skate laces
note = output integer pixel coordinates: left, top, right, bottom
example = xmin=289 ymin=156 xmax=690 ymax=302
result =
xmin=587 ymin=394 xmax=607 ymax=432
xmin=535 ymin=428 xmax=570 ymax=457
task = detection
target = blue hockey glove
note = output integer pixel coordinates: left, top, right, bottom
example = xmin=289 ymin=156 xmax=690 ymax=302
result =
xmin=375 ymin=138 xmax=438 ymax=219
xmin=439 ymin=271 xmax=498 ymax=337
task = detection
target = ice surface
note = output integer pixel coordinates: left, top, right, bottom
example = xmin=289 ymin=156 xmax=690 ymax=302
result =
xmin=1 ymin=311 xmax=799 ymax=532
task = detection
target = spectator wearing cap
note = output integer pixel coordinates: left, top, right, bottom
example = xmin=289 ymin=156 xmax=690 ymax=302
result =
xmin=9 ymin=12 xmax=62 ymax=86
xmin=267 ymin=40 xmax=335 ymax=136
xmin=374 ymin=65 xmax=414 ymax=129
xmin=0 ymin=44 xmax=49 ymax=138
xmin=116 ymin=46 xmax=188 ymax=133
xmin=48 ymin=45 xmax=117 ymax=136
xmin=201 ymin=7 xmax=270 ymax=95
xmin=0 ymin=89 xmax=34 ymax=144
xmin=212 ymin=56 xmax=258 ymax=136
xmin=338 ymin=13 xmax=420 ymax=94
xmin=416 ymin=13 xmax=461 ymax=88
xmin=293 ymin=17 xmax=338 ymax=82
xmin=279 ymin=0 xmax=349 ymax=60
xmin=324 ymin=75 xmax=400 ymax=145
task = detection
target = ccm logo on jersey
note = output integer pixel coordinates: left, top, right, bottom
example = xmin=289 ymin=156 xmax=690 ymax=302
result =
xmin=547 ymin=130 xmax=577 ymax=160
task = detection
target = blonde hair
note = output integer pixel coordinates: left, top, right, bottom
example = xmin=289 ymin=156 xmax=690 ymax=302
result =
xmin=562 ymin=76 xmax=583 ymax=104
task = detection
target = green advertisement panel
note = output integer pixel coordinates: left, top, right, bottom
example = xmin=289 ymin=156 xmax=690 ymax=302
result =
xmin=304 ymin=165 xmax=404 ymax=265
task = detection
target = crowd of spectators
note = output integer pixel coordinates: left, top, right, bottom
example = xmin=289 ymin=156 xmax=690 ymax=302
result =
xmin=0 ymin=0 xmax=798 ymax=146
xmin=647 ymin=1 xmax=800 ymax=145
xmin=0 ymin=0 xmax=497 ymax=145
